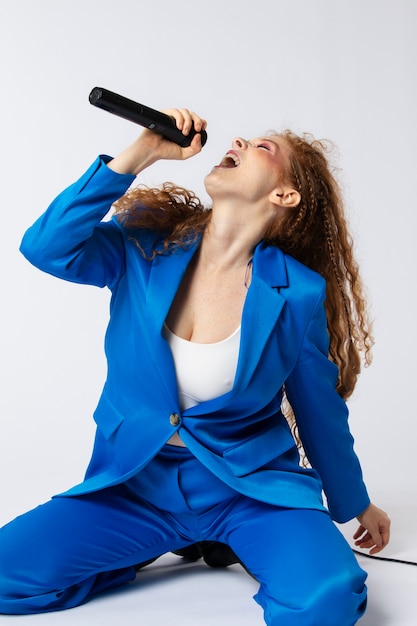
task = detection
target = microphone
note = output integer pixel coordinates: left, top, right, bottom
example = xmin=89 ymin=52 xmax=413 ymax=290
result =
xmin=89 ymin=87 xmax=207 ymax=148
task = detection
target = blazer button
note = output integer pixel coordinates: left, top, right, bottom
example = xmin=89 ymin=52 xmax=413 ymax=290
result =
xmin=169 ymin=413 xmax=180 ymax=426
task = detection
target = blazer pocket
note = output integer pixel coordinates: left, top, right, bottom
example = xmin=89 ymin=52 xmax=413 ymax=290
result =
xmin=93 ymin=391 xmax=125 ymax=440
xmin=222 ymin=419 xmax=295 ymax=477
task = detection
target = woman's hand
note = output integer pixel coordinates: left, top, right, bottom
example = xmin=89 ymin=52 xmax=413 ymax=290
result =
xmin=354 ymin=503 xmax=391 ymax=555
xmin=108 ymin=108 xmax=207 ymax=175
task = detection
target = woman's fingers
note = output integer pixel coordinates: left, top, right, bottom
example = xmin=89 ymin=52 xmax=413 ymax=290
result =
xmin=163 ymin=108 xmax=207 ymax=135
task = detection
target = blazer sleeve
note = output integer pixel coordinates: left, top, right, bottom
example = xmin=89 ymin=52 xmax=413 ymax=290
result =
xmin=285 ymin=284 xmax=371 ymax=523
xmin=20 ymin=156 xmax=136 ymax=289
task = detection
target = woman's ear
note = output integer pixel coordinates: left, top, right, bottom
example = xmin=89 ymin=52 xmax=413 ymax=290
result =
xmin=270 ymin=187 xmax=301 ymax=208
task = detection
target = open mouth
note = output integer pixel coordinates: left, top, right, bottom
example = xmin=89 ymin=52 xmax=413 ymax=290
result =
xmin=218 ymin=151 xmax=240 ymax=168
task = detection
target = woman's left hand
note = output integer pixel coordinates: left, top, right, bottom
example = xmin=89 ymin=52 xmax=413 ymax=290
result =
xmin=354 ymin=503 xmax=391 ymax=554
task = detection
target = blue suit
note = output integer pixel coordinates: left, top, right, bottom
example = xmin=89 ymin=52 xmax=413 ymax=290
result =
xmin=0 ymin=156 xmax=369 ymax=622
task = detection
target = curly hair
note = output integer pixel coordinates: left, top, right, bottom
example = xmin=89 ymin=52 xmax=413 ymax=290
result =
xmin=113 ymin=183 xmax=210 ymax=257
xmin=268 ymin=131 xmax=373 ymax=399
xmin=113 ymin=131 xmax=374 ymax=403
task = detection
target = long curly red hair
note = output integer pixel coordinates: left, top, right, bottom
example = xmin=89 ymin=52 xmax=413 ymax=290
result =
xmin=113 ymin=130 xmax=373 ymax=402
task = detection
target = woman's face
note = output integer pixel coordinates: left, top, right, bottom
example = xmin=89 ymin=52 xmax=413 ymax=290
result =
xmin=204 ymin=135 xmax=290 ymax=205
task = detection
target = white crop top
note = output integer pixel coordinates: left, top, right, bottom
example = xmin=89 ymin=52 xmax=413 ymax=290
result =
xmin=163 ymin=324 xmax=241 ymax=411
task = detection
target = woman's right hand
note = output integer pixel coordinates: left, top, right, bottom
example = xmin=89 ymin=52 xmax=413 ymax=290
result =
xmin=108 ymin=108 xmax=207 ymax=176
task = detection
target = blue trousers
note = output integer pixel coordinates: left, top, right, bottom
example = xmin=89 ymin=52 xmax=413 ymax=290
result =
xmin=0 ymin=445 xmax=367 ymax=624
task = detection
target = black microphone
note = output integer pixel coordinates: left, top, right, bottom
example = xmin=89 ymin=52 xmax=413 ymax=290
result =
xmin=89 ymin=87 xmax=207 ymax=148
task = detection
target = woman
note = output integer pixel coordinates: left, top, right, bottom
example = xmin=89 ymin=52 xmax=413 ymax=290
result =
xmin=0 ymin=109 xmax=390 ymax=624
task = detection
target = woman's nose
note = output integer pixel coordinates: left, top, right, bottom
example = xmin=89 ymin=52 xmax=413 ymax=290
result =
xmin=232 ymin=137 xmax=248 ymax=150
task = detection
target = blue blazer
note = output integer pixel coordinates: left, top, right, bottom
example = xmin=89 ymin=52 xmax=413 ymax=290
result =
xmin=20 ymin=156 xmax=370 ymax=524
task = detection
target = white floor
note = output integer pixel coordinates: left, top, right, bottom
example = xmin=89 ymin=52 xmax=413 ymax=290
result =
xmin=0 ymin=492 xmax=415 ymax=625
xmin=338 ymin=491 xmax=417 ymax=626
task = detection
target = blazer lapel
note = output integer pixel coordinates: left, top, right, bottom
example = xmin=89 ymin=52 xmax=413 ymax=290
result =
xmin=146 ymin=244 xmax=198 ymax=335
xmin=145 ymin=243 xmax=199 ymax=403
xmin=234 ymin=242 xmax=288 ymax=391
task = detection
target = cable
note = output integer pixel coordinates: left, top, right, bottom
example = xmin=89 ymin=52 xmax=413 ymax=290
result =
xmin=353 ymin=549 xmax=417 ymax=567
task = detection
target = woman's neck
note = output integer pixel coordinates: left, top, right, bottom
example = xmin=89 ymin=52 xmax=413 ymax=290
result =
xmin=200 ymin=204 xmax=264 ymax=271
xmin=199 ymin=222 xmax=255 ymax=273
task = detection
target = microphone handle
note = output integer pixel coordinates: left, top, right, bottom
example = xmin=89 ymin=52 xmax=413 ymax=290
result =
xmin=89 ymin=87 xmax=207 ymax=148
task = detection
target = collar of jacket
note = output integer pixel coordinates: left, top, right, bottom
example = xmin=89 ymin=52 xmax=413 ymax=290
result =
xmin=144 ymin=240 xmax=289 ymax=414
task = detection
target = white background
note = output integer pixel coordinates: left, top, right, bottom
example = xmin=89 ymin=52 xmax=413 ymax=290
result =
xmin=0 ymin=1 xmax=416 ymax=624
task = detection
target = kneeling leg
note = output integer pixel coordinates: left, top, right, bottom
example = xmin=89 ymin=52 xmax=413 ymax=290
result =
xmin=225 ymin=503 xmax=367 ymax=626
xmin=0 ymin=485 xmax=189 ymax=615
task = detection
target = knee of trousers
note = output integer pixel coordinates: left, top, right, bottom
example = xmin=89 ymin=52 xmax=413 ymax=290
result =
xmin=0 ymin=549 xmax=58 ymax=612
xmin=0 ymin=525 xmax=90 ymax=614
xmin=0 ymin=526 xmax=139 ymax=615
xmin=254 ymin=573 xmax=368 ymax=626
xmin=0 ymin=547 xmax=133 ymax=615
xmin=0 ymin=536 xmax=62 ymax=599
